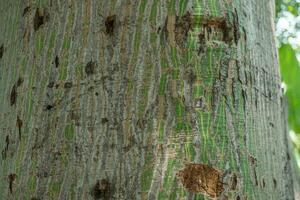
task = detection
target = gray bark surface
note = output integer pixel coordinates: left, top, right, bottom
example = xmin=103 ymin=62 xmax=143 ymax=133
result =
xmin=0 ymin=0 xmax=298 ymax=199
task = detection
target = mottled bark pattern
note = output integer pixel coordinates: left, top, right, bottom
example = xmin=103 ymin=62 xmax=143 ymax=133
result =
xmin=0 ymin=0 xmax=298 ymax=199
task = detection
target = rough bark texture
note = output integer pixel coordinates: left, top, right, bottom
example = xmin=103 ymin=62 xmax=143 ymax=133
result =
xmin=0 ymin=0 xmax=298 ymax=199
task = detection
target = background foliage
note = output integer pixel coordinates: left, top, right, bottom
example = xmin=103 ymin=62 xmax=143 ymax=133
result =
xmin=276 ymin=0 xmax=300 ymax=163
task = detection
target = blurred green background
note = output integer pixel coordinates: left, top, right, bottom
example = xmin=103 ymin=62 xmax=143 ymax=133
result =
xmin=276 ymin=0 xmax=300 ymax=166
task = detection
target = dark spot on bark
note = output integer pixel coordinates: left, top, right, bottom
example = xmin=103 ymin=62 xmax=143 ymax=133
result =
xmin=101 ymin=118 xmax=109 ymax=124
xmin=242 ymin=27 xmax=247 ymax=41
xmin=45 ymin=104 xmax=54 ymax=111
xmin=0 ymin=44 xmax=4 ymax=59
xmin=177 ymin=163 xmax=224 ymax=198
xmin=185 ymin=69 xmax=196 ymax=85
xmin=254 ymin=168 xmax=258 ymax=186
xmin=231 ymin=173 xmax=238 ymax=190
xmin=8 ymin=173 xmax=16 ymax=193
xmin=287 ymin=152 xmax=290 ymax=160
xmin=91 ymin=179 xmax=110 ymax=200
xmin=236 ymin=195 xmax=241 ymax=200
xmin=105 ymin=15 xmax=116 ymax=35
xmin=10 ymin=84 xmax=17 ymax=106
xmin=47 ymin=81 xmax=55 ymax=88
xmin=54 ymin=55 xmax=59 ymax=68
xmin=194 ymin=96 xmax=205 ymax=110
xmin=175 ymin=12 xmax=192 ymax=48
xmin=34 ymin=8 xmax=49 ymax=31
xmin=17 ymin=77 xmax=24 ymax=87
xmin=2 ymin=135 xmax=9 ymax=159
xmin=64 ymin=81 xmax=72 ymax=89
xmin=37 ymin=170 xmax=48 ymax=178
xmin=53 ymin=151 xmax=62 ymax=160
xmin=262 ymin=178 xmax=265 ymax=188
xmin=160 ymin=17 xmax=168 ymax=45
xmin=137 ymin=118 xmax=145 ymax=130
xmin=232 ymin=9 xmax=240 ymax=44
xmin=95 ymin=92 xmax=99 ymax=96
xmin=198 ymin=33 xmax=205 ymax=54
xmin=22 ymin=6 xmax=31 ymax=16
xmin=85 ymin=61 xmax=96 ymax=75
xmin=157 ymin=26 xmax=161 ymax=33
xmin=31 ymin=197 xmax=40 ymax=200
xmin=249 ymin=154 xmax=257 ymax=166
xmin=273 ymin=178 xmax=277 ymax=188
xmin=16 ymin=116 xmax=23 ymax=141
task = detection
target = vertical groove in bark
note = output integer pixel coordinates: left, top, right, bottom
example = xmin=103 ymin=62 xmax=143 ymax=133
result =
xmin=0 ymin=0 xmax=298 ymax=199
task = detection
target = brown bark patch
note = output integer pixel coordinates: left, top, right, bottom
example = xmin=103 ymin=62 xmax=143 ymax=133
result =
xmin=105 ymin=15 xmax=116 ymax=35
xmin=91 ymin=179 xmax=110 ymax=200
xmin=174 ymin=12 xmax=192 ymax=48
xmin=177 ymin=163 xmax=224 ymax=198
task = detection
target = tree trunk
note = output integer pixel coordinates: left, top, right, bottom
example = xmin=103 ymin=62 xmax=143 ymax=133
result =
xmin=0 ymin=0 xmax=298 ymax=199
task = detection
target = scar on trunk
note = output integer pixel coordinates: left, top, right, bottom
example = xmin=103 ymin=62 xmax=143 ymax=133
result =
xmin=176 ymin=163 xmax=224 ymax=198
xmin=91 ymin=179 xmax=110 ymax=200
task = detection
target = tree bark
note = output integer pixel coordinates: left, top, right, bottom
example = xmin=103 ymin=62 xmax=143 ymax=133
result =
xmin=0 ymin=0 xmax=298 ymax=199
